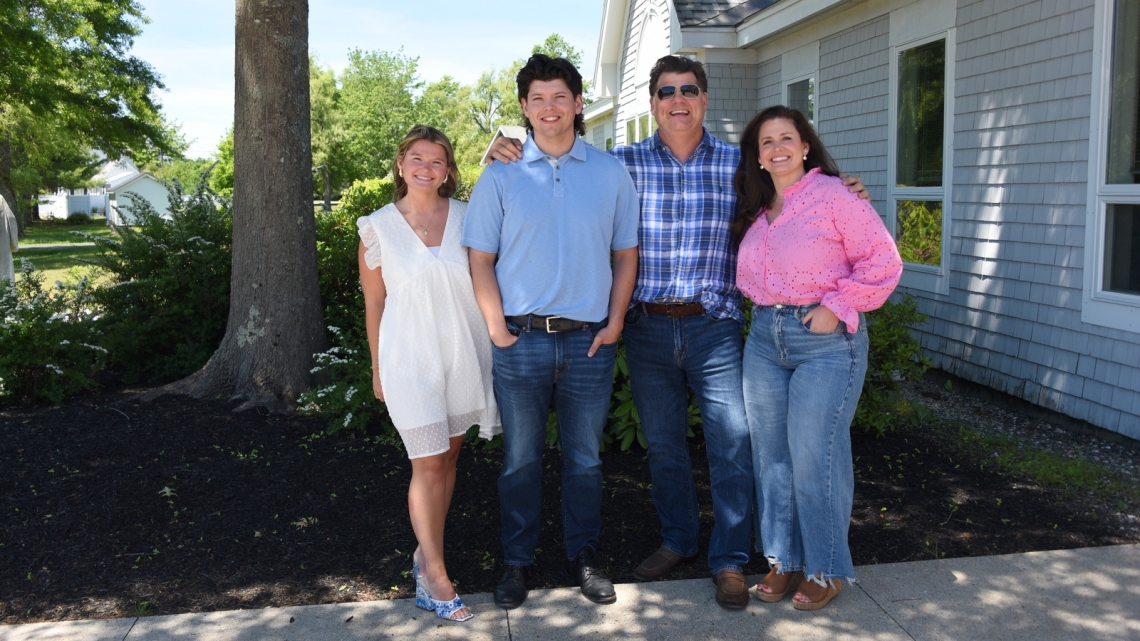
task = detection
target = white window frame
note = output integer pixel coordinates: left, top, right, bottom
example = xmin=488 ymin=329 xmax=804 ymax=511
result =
xmin=886 ymin=29 xmax=955 ymax=296
xmin=784 ymin=73 xmax=817 ymax=125
xmin=1084 ymin=0 xmax=1140 ymax=333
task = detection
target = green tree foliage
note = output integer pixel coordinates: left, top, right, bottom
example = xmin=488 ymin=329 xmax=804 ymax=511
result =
xmin=209 ymin=128 xmax=235 ymax=197
xmin=148 ymin=158 xmax=214 ymax=191
xmin=0 ymin=0 xmax=170 ymax=229
xmin=310 ymin=57 xmax=346 ymax=207
xmin=339 ymin=49 xmax=421 ymax=183
xmin=532 ymin=33 xmax=583 ymax=67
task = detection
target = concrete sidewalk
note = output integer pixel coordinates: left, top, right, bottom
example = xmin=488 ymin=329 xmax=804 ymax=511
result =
xmin=4 ymin=544 xmax=1138 ymax=641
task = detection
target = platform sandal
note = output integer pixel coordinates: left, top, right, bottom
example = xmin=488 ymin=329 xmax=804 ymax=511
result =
xmin=412 ymin=561 xmax=473 ymax=622
xmin=792 ymin=574 xmax=843 ymax=611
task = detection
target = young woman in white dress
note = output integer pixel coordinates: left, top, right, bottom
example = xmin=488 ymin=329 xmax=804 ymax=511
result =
xmin=357 ymin=125 xmax=500 ymax=622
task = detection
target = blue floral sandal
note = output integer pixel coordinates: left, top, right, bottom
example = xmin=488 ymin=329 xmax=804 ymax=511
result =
xmin=412 ymin=561 xmax=473 ymax=622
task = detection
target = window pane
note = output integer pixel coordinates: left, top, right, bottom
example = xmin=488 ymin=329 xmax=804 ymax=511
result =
xmin=1107 ymin=0 xmax=1140 ymax=184
xmin=638 ymin=114 xmax=650 ymax=142
xmin=788 ymin=78 xmax=814 ymax=123
xmin=605 ymin=137 xmax=614 ymax=151
xmin=897 ymin=40 xmax=945 ymax=187
xmin=896 ymin=200 xmax=943 ymax=266
xmin=626 ymin=119 xmax=636 ymax=145
xmin=1105 ymin=204 xmax=1140 ymax=294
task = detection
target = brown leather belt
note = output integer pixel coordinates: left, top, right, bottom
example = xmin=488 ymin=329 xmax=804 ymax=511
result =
xmin=640 ymin=302 xmax=704 ymax=317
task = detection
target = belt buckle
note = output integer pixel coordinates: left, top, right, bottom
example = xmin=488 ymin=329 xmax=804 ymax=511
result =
xmin=544 ymin=315 xmax=563 ymax=333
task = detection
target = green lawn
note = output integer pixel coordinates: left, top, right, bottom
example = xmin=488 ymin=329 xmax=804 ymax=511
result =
xmin=15 ymin=246 xmax=103 ymax=286
xmin=22 ymin=218 xmax=119 ymax=245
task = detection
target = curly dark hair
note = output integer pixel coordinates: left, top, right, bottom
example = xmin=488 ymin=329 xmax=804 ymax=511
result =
xmin=515 ymin=53 xmax=585 ymax=136
xmin=730 ymin=105 xmax=841 ymax=247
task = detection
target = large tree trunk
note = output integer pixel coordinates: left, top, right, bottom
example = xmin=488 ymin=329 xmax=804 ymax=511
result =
xmin=145 ymin=0 xmax=325 ymax=413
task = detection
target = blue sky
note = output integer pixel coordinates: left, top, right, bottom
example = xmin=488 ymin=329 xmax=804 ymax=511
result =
xmin=133 ymin=1 xmax=605 ymax=158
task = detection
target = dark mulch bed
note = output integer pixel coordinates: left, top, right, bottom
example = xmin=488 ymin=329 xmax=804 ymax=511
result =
xmin=2 ymin=383 xmax=1137 ymax=624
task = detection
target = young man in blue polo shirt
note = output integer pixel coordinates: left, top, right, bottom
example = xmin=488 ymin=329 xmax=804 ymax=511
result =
xmin=463 ymin=54 xmax=640 ymax=609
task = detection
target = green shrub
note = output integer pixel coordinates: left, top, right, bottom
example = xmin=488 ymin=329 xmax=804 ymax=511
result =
xmin=66 ymin=213 xmax=90 ymax=224
xmin=315 ymin=206 xmax=366 ymax=343
xmin=455 ymin=164 xmax=483 ymax=202
xmin=298 ymin=326 xmax=395 ymax=436
xmin=87 ymin=181 xmax=232 ymax=382
xmin=0 ymin=260 xmax=105 ymax=404
xmin=339 ymin=177 xmax=394 ymax=216
xmin=854 ymin=294 xmax=932 ymax=437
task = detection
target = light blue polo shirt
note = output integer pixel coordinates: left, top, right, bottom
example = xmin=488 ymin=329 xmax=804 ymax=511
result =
xmin=463 ymin=136 xmax=640 ymax=322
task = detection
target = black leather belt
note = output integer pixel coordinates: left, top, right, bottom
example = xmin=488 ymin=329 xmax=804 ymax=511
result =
xmin=505 ymin=314 xmax=589 ymax=333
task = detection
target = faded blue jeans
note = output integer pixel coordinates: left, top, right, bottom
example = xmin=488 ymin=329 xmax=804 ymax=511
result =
xmin=492 ymin=320 xmax=617 ymax=566
xmin=622 ymin=305 xmax=753 ymax=575
xmin=743 ymin=304 xmax=868 ymax=583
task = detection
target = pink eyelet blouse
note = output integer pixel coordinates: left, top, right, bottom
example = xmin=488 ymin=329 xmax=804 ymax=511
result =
xmin=736 ymin=168 xmax=903 ymax=333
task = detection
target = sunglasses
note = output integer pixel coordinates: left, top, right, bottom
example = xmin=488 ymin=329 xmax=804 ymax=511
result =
xmin=655 ymin=84 xmax=702 ymax=100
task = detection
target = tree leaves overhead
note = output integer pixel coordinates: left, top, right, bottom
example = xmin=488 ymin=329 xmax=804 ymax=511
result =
xmin=0 ymin=0 xmax=166 ymax=157
xmin=0 ymin=0 xmax=173 ymax=228
xmin=338 ymin=48 xmax=421 ymax=183
xmin=207 ymin=33 xmax=588 ymax=197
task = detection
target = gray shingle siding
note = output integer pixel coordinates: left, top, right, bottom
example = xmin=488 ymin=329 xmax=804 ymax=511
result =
xmin=705 ymin=63 xmax=759 ymax=145
xmin=817 ymin=15 xmax=890 ymax=207
xmin=902 ymin=0 xmax=1140 ymax=439
xmin=758 ymin=57 xmax=782 ymax=109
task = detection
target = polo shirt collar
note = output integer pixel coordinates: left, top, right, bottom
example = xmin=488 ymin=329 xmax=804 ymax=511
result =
xmin=523 ymin=135 xmax=588 ymax=163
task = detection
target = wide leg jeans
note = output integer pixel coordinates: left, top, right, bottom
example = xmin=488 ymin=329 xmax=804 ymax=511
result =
xmin=744 ymin=304 xmax=868 ymax=582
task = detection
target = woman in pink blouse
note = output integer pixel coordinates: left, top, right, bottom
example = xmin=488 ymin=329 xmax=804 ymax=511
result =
xmin=732 ymin=106 xmax=902 ymax=611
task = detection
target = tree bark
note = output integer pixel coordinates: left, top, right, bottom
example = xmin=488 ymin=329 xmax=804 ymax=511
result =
xmin=145 ymin=0 xmax=325 ymax=413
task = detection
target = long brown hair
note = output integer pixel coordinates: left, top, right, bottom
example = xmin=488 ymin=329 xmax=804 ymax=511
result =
xmin=730 ymin=106 xmax=840 ymax=247
xmin=393 ymin=125 xmax=460 ymax=201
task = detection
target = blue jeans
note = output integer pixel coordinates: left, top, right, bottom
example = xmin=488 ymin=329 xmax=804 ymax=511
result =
xmin=743 ymin=304 xmax=868 ymax=582
xmin=492 ymin=320 xmax=617 ymax=565
xmin=622 ymin=305 xmax=753 ymax=575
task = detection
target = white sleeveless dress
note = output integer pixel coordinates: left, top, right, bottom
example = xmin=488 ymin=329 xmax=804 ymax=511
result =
xmin=356 ymin=200 xmax=500 ymax=458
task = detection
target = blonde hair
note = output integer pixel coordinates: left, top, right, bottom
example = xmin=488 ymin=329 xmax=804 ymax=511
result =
xmin=393 ymin=125 xmax=460 ymax=201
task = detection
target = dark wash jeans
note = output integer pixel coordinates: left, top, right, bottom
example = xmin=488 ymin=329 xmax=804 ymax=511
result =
xmin=492 ymin=320 xmax=617 ymax=566
xmin=622 ymin=305 xmax=754 ymax=574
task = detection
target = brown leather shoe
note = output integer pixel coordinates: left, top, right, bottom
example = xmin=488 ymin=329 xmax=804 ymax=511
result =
xmin=633 ymin=547 xmax=693 ymax=581
xmin=713 ymin=569 xmax=749 ymax=610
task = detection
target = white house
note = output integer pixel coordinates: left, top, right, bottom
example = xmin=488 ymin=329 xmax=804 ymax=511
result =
xmin=586 ymin=0 xmax=1140 ymax=440
xmin=40 ymin=158 xmax=171 ymax=224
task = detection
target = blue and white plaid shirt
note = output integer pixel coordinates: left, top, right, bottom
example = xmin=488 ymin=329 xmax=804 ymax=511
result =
xmin=611 ymin=129 xmax=744 ymax=322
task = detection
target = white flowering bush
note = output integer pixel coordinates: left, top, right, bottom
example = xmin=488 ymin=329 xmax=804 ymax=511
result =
xmin=297 ymin=326 xmax=395 ymax=435
xmin=0 ymin=260 xmax=107 ymax=404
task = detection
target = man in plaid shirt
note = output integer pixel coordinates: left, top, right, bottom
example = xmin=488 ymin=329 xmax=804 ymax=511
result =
xmin=489 ymin=54 xmax=865 ymax=609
